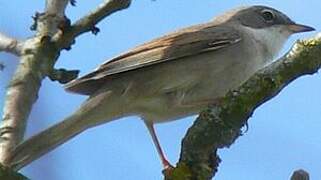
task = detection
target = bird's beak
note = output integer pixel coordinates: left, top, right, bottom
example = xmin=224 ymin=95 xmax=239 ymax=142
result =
xmin=287 ymin=23 xmax=315 ymax=33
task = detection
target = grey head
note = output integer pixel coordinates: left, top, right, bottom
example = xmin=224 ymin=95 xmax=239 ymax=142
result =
xmin=212 ymin=5 xmax=315 ymax=62
xmin=214 ymin=5 xmax=315 ymax=34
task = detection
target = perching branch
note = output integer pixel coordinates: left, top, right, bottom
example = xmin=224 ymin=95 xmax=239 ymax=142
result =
xmin=0 ymin=32 xmax=22 ymax=56
xmin=0 ymin=164 xmax=28 ymax=180
xmin=165 ymin=33 xmax=321 ymax=180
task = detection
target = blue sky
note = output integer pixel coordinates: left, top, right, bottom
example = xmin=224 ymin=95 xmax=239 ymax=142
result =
xmin=0 ymin=1 xmax=320 ymax=180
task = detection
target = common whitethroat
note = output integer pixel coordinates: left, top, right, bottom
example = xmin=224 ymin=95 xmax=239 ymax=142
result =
xmin=17 ymin=5 xmax=315 ymax=170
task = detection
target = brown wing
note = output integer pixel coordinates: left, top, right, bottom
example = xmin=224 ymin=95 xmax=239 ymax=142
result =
xmin=65 ymin=23 xmax=241 ymax=95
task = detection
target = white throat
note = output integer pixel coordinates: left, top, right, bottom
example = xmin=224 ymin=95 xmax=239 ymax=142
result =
xmin=243 ymin=26 xmax=290 ymax=64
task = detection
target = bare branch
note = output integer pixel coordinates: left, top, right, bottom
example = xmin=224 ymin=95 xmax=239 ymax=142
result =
xmin=0 ymin=36 xmax=63 ymax=166
xmin=0 ymin=0 xmax=70 ymax=167
xmin=54 ymin=0 xmax=131 ymax=50
xmin=0 ymin=53 xmax=45 ymax=166
xmin=0 ymin=0 xmax=132 ymax=169
xmin=71 ymin=0 xmax=131 ymax=36
xmin=165 ymin=34 xmax=321 ymax=179
xmin=0 ymin=32 xmax=22 ymax=56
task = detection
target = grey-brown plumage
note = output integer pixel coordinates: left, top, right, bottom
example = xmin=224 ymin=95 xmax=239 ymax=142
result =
xmin=64 ymin=6 xmax=299 ymax=95
xmin=19 ymin=6 xmax=314 ymax=169
xmin=65 ymin=23 xmax=242 ymax=95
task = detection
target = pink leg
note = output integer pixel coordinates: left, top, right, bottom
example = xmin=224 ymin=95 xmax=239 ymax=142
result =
xmin=144 ymin=121 xmax=172 ymax=169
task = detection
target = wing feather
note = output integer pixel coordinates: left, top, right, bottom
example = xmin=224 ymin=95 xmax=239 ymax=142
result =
xmin=65 ymin=23 xmax=241 ymax=95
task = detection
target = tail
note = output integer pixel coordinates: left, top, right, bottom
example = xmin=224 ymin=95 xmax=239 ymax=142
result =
xmin=10 ymin=90 xmax=126 ymax=170
xmin=10 ymin=114 xmax=85 ymax=170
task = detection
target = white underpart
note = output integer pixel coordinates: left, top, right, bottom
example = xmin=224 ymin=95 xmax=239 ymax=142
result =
xmin=243 ymin=25 xmax=291 ymax=65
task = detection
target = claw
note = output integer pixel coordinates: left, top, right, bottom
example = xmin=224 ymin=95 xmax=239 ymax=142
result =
xmin=162 ymin=163 xmax=174 ymax=177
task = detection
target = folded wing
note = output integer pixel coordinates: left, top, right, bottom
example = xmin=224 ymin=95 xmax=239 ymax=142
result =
xmin=65 ymin=23 xmax=241 ymax=95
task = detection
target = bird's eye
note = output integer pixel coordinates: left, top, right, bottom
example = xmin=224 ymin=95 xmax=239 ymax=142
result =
xmin=261 ymin=10 xmax=275 ymax=22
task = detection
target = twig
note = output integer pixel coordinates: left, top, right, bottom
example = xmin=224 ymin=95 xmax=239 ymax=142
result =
xmin=165 ymin=34 xmax=321 ymax=179
xmin=54 ymin=0 xmax=131 ymax=50
xmin=0 ymin=32 xmax=22 ymax=56
xmin=71 ymin=0 xmax=131 ymax=36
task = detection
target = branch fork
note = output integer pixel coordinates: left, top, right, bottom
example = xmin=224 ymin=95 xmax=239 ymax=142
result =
xmin=0 ymin=0 xmax=131 ymax=171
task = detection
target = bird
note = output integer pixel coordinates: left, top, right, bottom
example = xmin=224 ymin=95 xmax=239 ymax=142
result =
xmin=15 ymin=5 xmax=314 ymax=170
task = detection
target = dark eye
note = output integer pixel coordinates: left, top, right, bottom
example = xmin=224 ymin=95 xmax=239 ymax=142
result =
xmin=261 ymin=10 xmax=275 ymax=22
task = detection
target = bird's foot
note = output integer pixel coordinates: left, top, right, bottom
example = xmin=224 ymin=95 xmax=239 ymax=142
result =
xmin=162 ymin=159 xmax=174 ymax=176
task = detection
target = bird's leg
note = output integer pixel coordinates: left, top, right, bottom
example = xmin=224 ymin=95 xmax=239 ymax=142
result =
xmin=144 ymin=121 xmax=173 ymax=169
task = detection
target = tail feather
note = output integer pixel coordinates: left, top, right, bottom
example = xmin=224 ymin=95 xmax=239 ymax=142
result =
xmin=10 ymin=90 xmax=125 ymax=170
xmin=11 ymin=112 xmax=91 ymax=170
